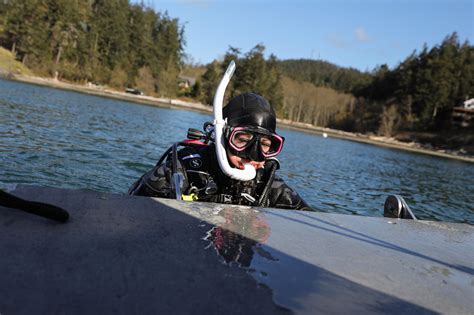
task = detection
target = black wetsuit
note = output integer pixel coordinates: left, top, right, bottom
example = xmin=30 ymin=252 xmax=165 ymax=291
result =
xmin=128 ymin=143 xmax=312 ymax=211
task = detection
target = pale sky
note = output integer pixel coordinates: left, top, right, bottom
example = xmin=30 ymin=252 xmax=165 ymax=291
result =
xmin=140 ymin=0 xmax=473 ymax=71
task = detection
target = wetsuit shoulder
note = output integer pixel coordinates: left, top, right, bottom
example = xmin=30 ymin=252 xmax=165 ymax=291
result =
xmin=267 ymin=176 xmax=313 ymax=211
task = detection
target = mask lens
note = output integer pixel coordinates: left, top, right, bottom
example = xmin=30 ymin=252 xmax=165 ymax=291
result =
xmin=260 ymin=137 xmax=272 ymax=154
xmin=230 ymin=130 xmax=254 ymax=149
xmin=260 ymin=134 xmax=283 ymax=157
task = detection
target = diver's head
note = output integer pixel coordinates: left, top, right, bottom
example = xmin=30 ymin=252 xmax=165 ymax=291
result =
xmin=223 ymin=93 xmax=284 ymax=166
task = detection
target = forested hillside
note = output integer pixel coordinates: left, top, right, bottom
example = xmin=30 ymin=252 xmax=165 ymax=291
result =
xmin=277 ymin=59 xmax=372 ymax=92
xmin=341 ymin=33 xmax=473 ymax=134
xmin=195 ymin=45 xmax=283 ymax=111
xmin=196 ymin=34 xmax=473 ymax=139
xmin=0 ymin=0 xmax=184 ymax=97
xmin=1 ymin=1 xmax=472 ymax=145
xmin=273 ymin=35 xmax=473 ymax=136
xmin=194 ymin=45 xmax=357 ymax=128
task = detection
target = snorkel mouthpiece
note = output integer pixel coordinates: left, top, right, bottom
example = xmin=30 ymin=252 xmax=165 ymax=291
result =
xmin=213 ymin=61 xmax=256 ymax=181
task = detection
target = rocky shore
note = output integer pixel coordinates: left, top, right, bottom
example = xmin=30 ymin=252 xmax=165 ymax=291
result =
xmin=6 ymin=73 xmax=474 ymax=164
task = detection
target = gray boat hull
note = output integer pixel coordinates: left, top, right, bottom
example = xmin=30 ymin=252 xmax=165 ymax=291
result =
xmin=1 ymin=185 xmax=473 ymax=314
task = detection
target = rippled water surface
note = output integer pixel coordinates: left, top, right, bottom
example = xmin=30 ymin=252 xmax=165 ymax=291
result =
xmin=1 ymin=79 xmax=473 ymax=224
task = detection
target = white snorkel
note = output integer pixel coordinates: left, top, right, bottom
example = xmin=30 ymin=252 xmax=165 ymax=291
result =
xmin=213 ymin=61 xmax=256 ymax=181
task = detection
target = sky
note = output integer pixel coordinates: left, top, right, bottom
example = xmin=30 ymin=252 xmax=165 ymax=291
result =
xmin=140 ymin=0 xmax=473 ymax=72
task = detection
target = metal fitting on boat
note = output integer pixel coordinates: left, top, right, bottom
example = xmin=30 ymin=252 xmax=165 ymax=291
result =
xmin=384 ymin=195 xmax=417 ymax=220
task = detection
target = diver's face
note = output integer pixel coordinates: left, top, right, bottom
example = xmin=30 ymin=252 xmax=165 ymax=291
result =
xmin=227 ymin=151 xmax=265 ymax=170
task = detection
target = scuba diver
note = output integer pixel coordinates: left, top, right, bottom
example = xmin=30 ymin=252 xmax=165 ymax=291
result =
xmin=128 ymin=62 xmax=312 ymax=211
xmin=128 ymin=92 xmax=312 ymax=210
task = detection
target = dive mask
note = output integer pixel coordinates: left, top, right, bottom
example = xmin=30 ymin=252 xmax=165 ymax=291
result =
xmin=226 ymin=126 xmax=285 ymax=162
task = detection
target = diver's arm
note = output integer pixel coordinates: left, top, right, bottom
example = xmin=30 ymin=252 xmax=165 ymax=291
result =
xmin=268 ymin=177 xmax=314 ymax=211
xmin=128 ymin=160 xmax=173 ymax=198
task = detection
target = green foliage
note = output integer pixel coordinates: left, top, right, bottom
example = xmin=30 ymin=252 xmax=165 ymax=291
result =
xmin=157 ymin=66 xmax=179 ymax=97
xmin=135 ymin=66 xmax=156 ymax=95
xmin=277 ymin=59 xmax=372 ymax=92
xmin=1 ymin=0 xmax=469 ymax=136
xmin=0 ymin=0 xmax=184 ymax=96
xmin=3 ymin=0 xmax=51 ymax=66
xmin=200 ymin=61 xmax=220 ymax=105
xmin=354 ymin=32 xmax=473 ymax=132
xmin=109 ymin=66 xmax=128 ymax=89
xmin=0 ymin=46 xmax=32 ymax=75
xmin=201 ymin=44 xmax=284 ymax=111
xmin=190 ymin=79 xmax=202 ymax=100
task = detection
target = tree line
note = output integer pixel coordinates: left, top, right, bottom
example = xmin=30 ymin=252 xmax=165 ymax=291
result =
xmin=196 ymin=34 xmax=472 ymax=136
xmin=277 ymin=59 xmax=372 ymax=93
xmin=192 ymin=45 xmax=283 ymax=113
xmin=193 ymin=44 xmax=356 ymax=127
xmin=347 ymin=33 xmax=474 ymax=134
xmin=1 ymin=1 xmax=471 ymax=136
xmin=0 ymin=0 xmax=184 ymax=97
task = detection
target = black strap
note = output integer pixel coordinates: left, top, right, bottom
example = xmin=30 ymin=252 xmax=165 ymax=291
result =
xmin=257 ymin=159 xmax=279 ymax=207
xmin=0 ymin=190 xmax=69 ymax=222
xmin=155 ymin=146 xmax=172 ymax=167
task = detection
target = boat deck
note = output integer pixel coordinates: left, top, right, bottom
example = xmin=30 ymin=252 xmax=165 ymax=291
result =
xmin=1 ymin=185 xmax=473 ymax=314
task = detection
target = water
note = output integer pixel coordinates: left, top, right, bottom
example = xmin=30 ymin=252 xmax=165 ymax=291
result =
xmin=1 ymin=78 xmax=473 ymax=224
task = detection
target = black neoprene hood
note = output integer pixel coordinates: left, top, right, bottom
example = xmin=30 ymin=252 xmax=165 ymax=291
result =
xmin=223 ymin=93 xmax=276 ymax=133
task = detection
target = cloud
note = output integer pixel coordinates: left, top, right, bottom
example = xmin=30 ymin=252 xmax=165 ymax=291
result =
xmin=326 ymin=34 xmax=348 ymax=49
xmin=326 ymin=28 xmax=371 ymax=50
xmin=354 ymin=27 xmax=370 ymax=43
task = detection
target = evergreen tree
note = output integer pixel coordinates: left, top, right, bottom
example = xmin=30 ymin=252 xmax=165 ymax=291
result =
xmin=214 ymin=44 xmax=283 ymax=110
xmin=88 ymin=0 xmax=130 ymax=83
xmin=457 ymin=41 xmax=474 ymax=104
xmin=190 ymin=79 xmax=202 ymax=100
xmin=46 ymin=0 xmax=88 ymax=78
xmin=154 ymin=14 xmax=184 ymax=97
xmin=0 ymin=0 xmax=185 ymax=96
xmin=3 ymin=0 xmax=50 ymax=66
xmin=265 ymin=54 xmax=283 ymax=114
xmin=201 ymin=61 xmax=220 ymax=105
xmin=352 ymin=33 xmax=472 ymax=132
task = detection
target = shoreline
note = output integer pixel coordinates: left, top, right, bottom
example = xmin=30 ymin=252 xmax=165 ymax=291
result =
xmin=7 ymin=74 xmax=474 ymax=164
